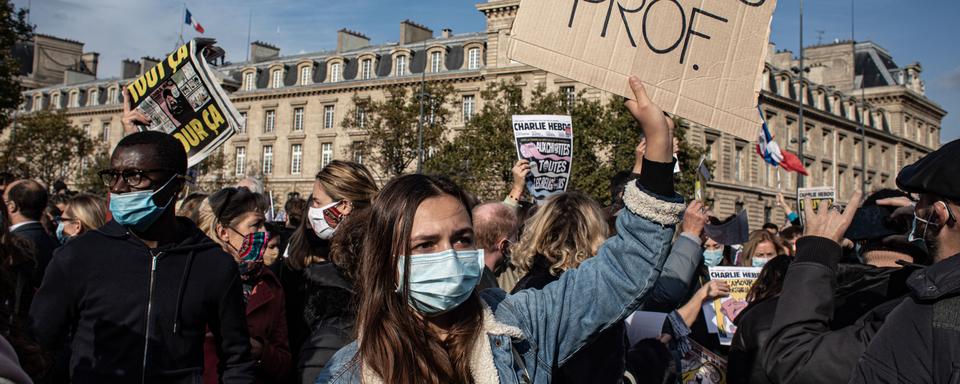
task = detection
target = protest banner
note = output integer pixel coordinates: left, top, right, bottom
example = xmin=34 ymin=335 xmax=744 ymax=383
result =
xmin=797 ymin=186 xmax=836 ymax=225
xmin=681 ymin=339 xmax=727 ymax=384
xmin=125 ymin=38 xmax=242 ymax=167
xmin=513 ymin=115 xmax=574 ymax=204
xmin=703 ymin=266 xmax=761 ymax=345
xmin=507 ymin=0 xmax=777 ymax=140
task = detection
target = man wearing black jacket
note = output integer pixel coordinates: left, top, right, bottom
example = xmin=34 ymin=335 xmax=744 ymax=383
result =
xmin=4 ymin=179 xmax=58 ymax=289
xmin=30 ymin=131 xmax=255 ymax=384
xmin=851 ymin=139 xmax=960 ymax=383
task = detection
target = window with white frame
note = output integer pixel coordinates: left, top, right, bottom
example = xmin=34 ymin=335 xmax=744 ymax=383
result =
xmin=431 ymin=51 xmax=442 ymax=73
xmin=560 ymin=86 xmax=575 ymax=110
xmin=361 ymin=59 xmax=373 ymax=80
xmin=290 ymin=144 xmax=303 ymax=175
xmin=262 ymin=146 xmax=273 ymax=175
xmin=238 ymin=112 xmax=247 ymax=134
xmin=264 ymin=110 xmax=275 ymax=133
xmin=271 ymin=70 xmax=283 ymax=88
xmin=68 ymin=92 xmax=78 ymax=108
xmin=331 ymin=63 xmax=342 ymax=82
xmin=462 ymin=95 xmax=476 ymax=122
xmin=324 ymin=105 xmax=335 ymax=129
xmin=235 ymin=147 xmax=246 ymax=176
xmin=468 ymin=48 xmax=481 ymax=70
xmin=82 ymin=124 xmax=90 ymax=136
xmin=89 ymin=89 xmax=99 ymax=106
xmin=300 ymin=66 xmax=312 ymax=85
xmin=734 ymin=146 xmax=744 ymax=181
xmin=357 ymin=105 xmax=367 ymax=128
xmin=51 ymin=93 xmax=60 ymax=109
xmin=352 ymin=141 xmax=365 ymax=164
xmin=107 ymin=87 xmax=117 ymax=104
xmin=396 ymin=55 xmax=407 ymax=76
xmin=33 ymin=95 xmax=41 ymax=111
xmin=101 ymin=123 xmax=111 ymax=141
xmin=244 ymin=72 xmax=255 ymax=91
xmin=321 ymin=143 xmax=333 ymax=167
xmin=293 ymin=107 xmax=304 ymax=131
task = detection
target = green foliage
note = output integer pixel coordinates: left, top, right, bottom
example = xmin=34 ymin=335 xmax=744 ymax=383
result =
xmin=674 ymin=119 xmax=714 ymax=199
xmin=343 ymin=83 xmax=456 ymax=177
xmin=73 ymin=145 xmax=111 ymax=195
xmin=0 ymin=111 xmax=94 ymax=189
xmin=0 ymin=2 xmax=33 ymax=133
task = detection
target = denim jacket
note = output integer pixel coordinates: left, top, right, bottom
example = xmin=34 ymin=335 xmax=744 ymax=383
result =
xmin=316 ymin=181 xmax=685 ymax=384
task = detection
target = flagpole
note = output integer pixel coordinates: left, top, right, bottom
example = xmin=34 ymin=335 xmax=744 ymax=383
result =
xmin=178 ymin=2 xmax=185 ymax=47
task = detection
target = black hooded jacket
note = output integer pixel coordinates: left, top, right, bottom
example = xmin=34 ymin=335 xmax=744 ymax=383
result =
xmin=297 ymin=261 xmax=356 ymax=384
xmin=761 ymin=237 xmax=917 ymax=384
xmin=850 ymin=252 xmax=960 ymax=384
xmin=29 ymin=218 xmax=255 ymax=384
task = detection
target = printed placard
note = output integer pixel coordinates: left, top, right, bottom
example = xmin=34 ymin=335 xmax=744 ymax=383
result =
xmin=513 ymin=115 xmax=574 ymax=204
xmin=703 ymin=266 xmax=761 ymax=345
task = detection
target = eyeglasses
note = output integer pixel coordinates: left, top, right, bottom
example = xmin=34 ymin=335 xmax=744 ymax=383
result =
xmin=98 ymin=168 xmax=178 ymax=188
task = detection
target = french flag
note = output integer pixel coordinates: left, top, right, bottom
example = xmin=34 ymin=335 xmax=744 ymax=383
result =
xmin=756 ymin=107 xmax=808 ymax=175
xmin=185 ymin=9 xmax=205 ymax=34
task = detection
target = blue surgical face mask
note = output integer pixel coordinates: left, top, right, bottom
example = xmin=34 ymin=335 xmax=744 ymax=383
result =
xmin=397 ymin=248 xmax=484 ymax=316
xmin=56 ymin=221 xmax=69 ymax=245
xmin=109 ymin=175 xmax=179 ymax=231
xmin=703 ymin=248 xmax=724 ymax=267
xmin=752 ymin=257 xmax=771 ymax=268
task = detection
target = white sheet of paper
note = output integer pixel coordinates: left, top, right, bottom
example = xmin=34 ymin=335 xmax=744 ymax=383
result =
xmin=624 ymin=311 xmax=669 ymax=346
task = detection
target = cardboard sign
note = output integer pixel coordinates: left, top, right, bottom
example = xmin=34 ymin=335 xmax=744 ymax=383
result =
xmin=513 ymin=115 xmax=574 ymax=204
xmin=702 ymin=266 xmax=761 ymax=345
xmin=508 ymin=0 xmax=777 ymax=140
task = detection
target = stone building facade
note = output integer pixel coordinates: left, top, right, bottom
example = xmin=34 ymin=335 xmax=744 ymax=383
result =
xmin=15 ymin=0 xmax=947 ymax=229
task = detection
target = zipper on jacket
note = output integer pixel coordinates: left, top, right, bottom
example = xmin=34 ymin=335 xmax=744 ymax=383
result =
xmin=141 ymin=250 xmax=162 ymax=384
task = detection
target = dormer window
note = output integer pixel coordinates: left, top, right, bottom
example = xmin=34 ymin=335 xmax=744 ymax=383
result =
xmin=330 ymin=62 xmax=342 ymax=82
xmin=243 ymin=72 xmax=256 ymax=91
xmin=68 ymin=91 xmax=79 ymax=108
xmin=361 ymin=59 xmax=373 ymax=80
xmin=396 ymin=55 xmax=407 ymax=76
xmin=51 ymin=93 xmax=61 ymax=109
xmin=88 ymin=88 xmax=99 ymax=106
xmin=300 ymin=65 xmax=312 ymax=85
xmin=107 ymin=87 xmax=118 ymax=104
xmin=430 ymin=51 xmax=442 ymax=73
xmin=468 ymin=47 xmax=481 ymax=70
xmin=33 ymin=95 xmax=41 ymax=111
xmin=271 ymin=69 xmax=283 ymax=88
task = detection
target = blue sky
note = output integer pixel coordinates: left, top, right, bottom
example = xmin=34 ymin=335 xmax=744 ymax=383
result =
xmin=18 ymin=0 xmax=958 ymax=141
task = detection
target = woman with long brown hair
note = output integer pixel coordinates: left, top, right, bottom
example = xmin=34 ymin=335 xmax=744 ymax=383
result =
xmin=318 ymin=77 xmax=686 ymax=383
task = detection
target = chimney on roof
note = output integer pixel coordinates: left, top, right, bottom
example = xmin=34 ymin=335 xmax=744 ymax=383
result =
xmin=400 ymin=20 xmax=433 ymax=44
xmin=442 ymin=28 xmax=453 ymax=39
xmin=250 ymin=41 xmax=280 ymax=62
xmin=337 ymin=29 xmax=370 ymax=53
xmin=121 ymin=59 xmax=139 ymax=79
xmin=140 ymin=56 xmax=160 ymax=76
xmin=81 ymin=52 xmax=99 ymax=77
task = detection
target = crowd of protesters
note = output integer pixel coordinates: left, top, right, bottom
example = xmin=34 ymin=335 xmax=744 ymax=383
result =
xmin=0 ymin=77 xmax=958 ymax=384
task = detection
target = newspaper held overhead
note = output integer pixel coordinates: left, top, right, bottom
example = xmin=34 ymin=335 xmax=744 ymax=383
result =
xmin=125 ymin=39 xmax=242 ymax=167
xmin=512 ymin=115 xmax=574 ymax=204
xmin=702 ymin=266 xmax=761 ymax=346
xmin=507 ymin=0 xmax=777 ymax=140
xmin=797 ymin=186 xmax=836 ymax=226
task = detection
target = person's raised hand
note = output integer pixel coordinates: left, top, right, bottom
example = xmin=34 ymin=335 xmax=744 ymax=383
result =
xmin=508 ymin=159 xmax=531 ymax=201
xmin=121 ymin=87 xmax=151 ymax=135
xmin=803 ymin=190 xmax=863 ymax=244
xmin=681 ymin=200 xmax=709 ymax=238
xmin=624 ymin=76 xmax=672 ymax=163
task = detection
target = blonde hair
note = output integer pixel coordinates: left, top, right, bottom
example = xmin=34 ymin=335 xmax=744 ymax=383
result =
xmin=513 ymin=192 xmax=609 ymax=276
xmin=316 ymin=160 xmax=378 ymax=209
xmin=738 ymin=230 xmax=787 ymax=266
xmin=64 ymin=194 xmax=107 ymax=232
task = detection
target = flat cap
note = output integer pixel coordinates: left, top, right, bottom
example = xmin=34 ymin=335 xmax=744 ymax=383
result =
xmin=896 ymin=139 xmax=960 ymax=202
